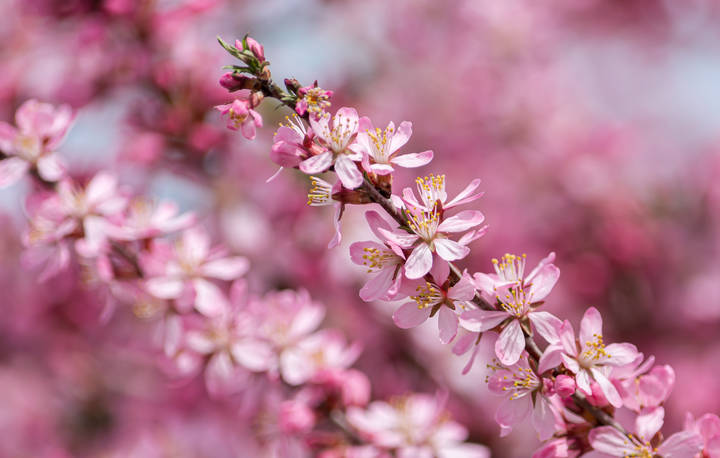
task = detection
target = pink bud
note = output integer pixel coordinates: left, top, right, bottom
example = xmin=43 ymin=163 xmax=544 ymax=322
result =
xmin=246 ymin=36 xmax=265 ymax=61
xmin=278 ymin=400 xmax=315 ymax=434
xmin=219 ymin=72 xmax=254 ymax=92
xmin=341 ymin=369 xmax=371 ymax=406
xmin=555 ymin=375 xmax=576 ymax=398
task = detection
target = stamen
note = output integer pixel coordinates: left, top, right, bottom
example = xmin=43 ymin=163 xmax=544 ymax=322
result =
xmin=307 ymin=176 xmax=333 ymax=206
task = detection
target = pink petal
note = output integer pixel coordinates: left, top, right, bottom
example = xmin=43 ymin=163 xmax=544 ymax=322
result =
xmin=369 ymin=163 xmax=395 ymax=175
xmin=365 ymin=210 xmax=392 ymax=240
xmin=537 ymin=345 xmax=564 ymax=374
xmin=496 ymin=319 xmax=524 ymax=366
xmin=146 ymin=277 xmax=184 ymax=299
xmin=657 ymin=431 xmax=704 ymax=458
xmin=334 ymin=107 xmax=359 ymax=127
xmin=299 ymin=151 xmax=333 ymax=174
xmin=193 ymin=278 xmax=229 ymax=317
xmin=184 ymin=331 xmax=216 ymax=354
xmin=393 ymin=302 xmax=431 ymax=329
xmin=589 ymin=426 xmax=635 ymax=456
xmin=434 ymin=238 xmax=470 ymax=261
xmin=636 ymin=406 xmax=665 ymax=442
xmin=200 ymin=256 xmax=249 ymax=280
xmin=576 ymin=369 xmax=592 ymax=394
xmin=448 ymin=272 xmax=477 ymax=301
xmin=181 ymin=227 xmax=211 ymax=264
xmin=360 ymin=266 xmax=396 ymax=302
xmin=85 ymin=172 xmax=118 ymax=207
xmin=0 ymin=121 xmax=17 ymax=151
xmin=525 ymin=252 xmax=556 ymax=283
xmin=437 ymin=210 xmax=485 ymax=233
xmin=391 ymin=150 xmax=433 ymax=168
xmin=527 ymin=264 xmax=560 ymax=302
xmin=0 ymin=157 xmax=30 ymax=188
xmin=36 ymin=153 xmax=66 ymax=181
xmin=495 ymin=397 xmax=532 ymax=437
xmin=604 ymin=343 xmax=639 ymax=367
xmin=579 ymin=307 xmax=603 ymax=349
xmin=445 ymin=178 xmax=483 ymax=209
xmin=335 ymin=155 xmax=363 ymax=189
xmin=309 ymin=112 xmax=330 ymax=139
xmin=532 ymin=395 xmax=560 ymax=441
xmin=231 ymin=340 xmax=274 ymax=372
xmin=590 ymin=368 xmax=623 ymax=408
xmin=404 ymin=243 xmax=433 ymax=279
xmin=240 ymin=118 xmax=257 ymax=140
xmin=289 ymin=303 xmax=325 ymax=337
xmin=452 ymin=333 xmax=476 ymax=355
xmin=388 ymin=120 xmax=412 ymax=153
xmin=528 ymin=311 xmax=562 ymax=344
xmin=401 ymin=187 xmax=424 ymax=209
xmin=437 ymin=307 xmax=458 ymax=344
xmin=328 ymin=202 xmax=343 ymax=248
xmin=280 ymin=347 xmax=314 ymax=385
xmin=459 ymin=309 xmax=509 ymax=332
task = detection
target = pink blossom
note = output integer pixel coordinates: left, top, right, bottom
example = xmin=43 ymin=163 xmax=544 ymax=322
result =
xmin=301 ymin=107 xmax=363 ymax=189
xmin=587 ymin=425 xmax=703 ymax=458
xmin=684 ymin=413 xmax=720 ymax=457
xmin=380 ymin=200 xmax=485 ymax=280
xmin=613 ymin=359 xmax=675 ymax=412
xmin=144 ymin=227 xmax=249 ymax=317
xmin=392 ymin=272 xmax=477 ymax=344
xmin=0 ymin=99 xmax=73 ymax=187
xmin=215 ymin=98 xmax=263 ymax=140
xmin=555 ymin=374 xmax=577 ymax=398
xmin=106 ymin=199 xmax=195 ymax=241
xmin=295 ymin=81 xmax=333 ymax=116
xmin=486 ymin=351 xmax=562 ymax=440
xmin=271 ymin=115 xmax=314 ymax=169
xmin=278 ymin=400 xmax=315 ymax=434
xmin=355 ymin=118 xmax=433 ymax=175
xmin=401 ymin=174 xmax=484 ymax=212
xmin=346 ymin=392 xmax=490 ymax=458
xmin=349 ymin=210 xmax=408 ymax=301
xmin=279 ymin=329 xmax=362 ymax=386
xmin=539 ymin=307 xmax=639 ymax=408
xmin=460 ymin=253 xmax=561 ymax=365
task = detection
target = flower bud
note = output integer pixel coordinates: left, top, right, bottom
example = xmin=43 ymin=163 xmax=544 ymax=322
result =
xmin=555 ymin=375 xmax=576 ymax=398
xmin=279 ymin=400 xmax=315 ymax=434
xmin=284 ymin=78 xmax=301 ymax=93
xmin=586 ymin=381 xmax=609 ymax=407
xmin=246 ymin=36 xmax=265 ymax=62
xmin=219 ymin=73 xmax=258 ymax=92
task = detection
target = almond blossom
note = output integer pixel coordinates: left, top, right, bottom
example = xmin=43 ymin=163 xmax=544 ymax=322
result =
xmin=301 ymin=107 xmax=363 ymax=189
xmin=106 ymin=198 xmax=195 ymax=241
xmin=144 ymin=227 xmax=249 ymax=317
xmin=460 ymin=253 xmax=562 ymax=366
xmin=0 ymin=99 xmax=73 ymax=187
xmin=392 ymin=272 xmax=477 ymax=344
xmin=216 ymin=98 xmax=262 ymax=140
xmin=295 ymin=81 xmax=333 ymax=117
xmin=402 ymin=174 xmax=484 ymax=212
xmin=540 ymin=307 xmax=639 ymax=408
xmin=380 ymin=201 xmax=485 ymax=280
xmin=486 ymin=352 xmax=562 ymax=440
xmin=346 ymin=393 xmax=490 ymax=458
xmin=355 ymin=118 xmax=433 ymax=175
xmin=279 ymin=329 xmax=362 ymax=386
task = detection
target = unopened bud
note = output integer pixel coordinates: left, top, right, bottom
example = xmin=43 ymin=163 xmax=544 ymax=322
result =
xmin=554 ymin=375 xmax=576 ymax=398
xmin=246 ymin=36 xmax=265 ymax=62
xmin=219 ymin=72 xmax=259 ymax=92
xmin=249 ymin=91 xmax=264 ymax=108
xmin=284 ymin=78 xmax=301 ymax=93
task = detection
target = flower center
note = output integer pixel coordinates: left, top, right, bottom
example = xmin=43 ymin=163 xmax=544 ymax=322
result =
xmin=307 ymin=177 xmax=333 ymax=206
xmin=407 ymin=207 xmax=440 ymax=242
xmin=492 ymin=253 xmax=526 ymax=283
xmin=366 ymin=125 xmax=394 ymax=162
xmin=496 ymin=285 xmax=529 ymax=318
xmin=486 ymin=358 xmax=540 ymax=400
xmin=410 ymin=282 xmax=444 ymax=310
xmin=415 ymin=174 xmax=446 ymax=208
xmin=581 ymin=333 xmax=610 ymax=363
xmin=360 ymin=246 xmax=397 ymax=272
xmin=301 ymin=88 xmax=331 ymax=114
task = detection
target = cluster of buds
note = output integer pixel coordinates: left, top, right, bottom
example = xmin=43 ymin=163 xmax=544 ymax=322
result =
xmin=217 ymin=36 xmax=720 ymax=457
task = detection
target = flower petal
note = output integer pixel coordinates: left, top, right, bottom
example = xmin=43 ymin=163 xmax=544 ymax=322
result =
xmin=299 ymin=151 xmax=333 ymax=174
xmin=391 ymin=150 xmax=434 ymax=168
xmin=404 ymin=243 xmax=433 ymax=279
xmin=0 ymin=157 xmax=30 ymax=188
xmin=393 ymin=302 xmax=431 ymax=329
xmin=459 ymin=309 xmax=509 ymax=333
xmin=335 ymin=155 xmax=363 ymax=189
xmin=438 ymin=307 xmax=458 ymax=344
xmin=200 ymin=256 xmax=249 ymax=280
xmin=434 ymin=238 xmax=470 ymax=261
xmin=496 ymin=319 xmax=524 ymax=366
xmin=437 ymin=210 xmax=485 ymax=233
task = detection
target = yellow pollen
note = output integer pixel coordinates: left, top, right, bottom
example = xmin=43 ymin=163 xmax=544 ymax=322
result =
xmin=581 ymin=333 xmax=610 ymax=362
xmin=410 ymin=282 xmax=443 ymax=310
xmin=361 ymin=247 xmax=396 ymax=272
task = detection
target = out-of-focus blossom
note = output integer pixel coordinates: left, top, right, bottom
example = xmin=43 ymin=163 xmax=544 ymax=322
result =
xmin=684 ymin=413 xmax=720 ymax=457
xmin=144 ymin=227 xmax=249 ymax=317
xmin=346 ymin=392 xmax=490 ymax=458
xmin=587 ymin=425 xmax=702 ymax=458
xmin=0 ymin=99 xmax=73 ymax=187
xmin=280 ymin=329 xmax=361 ymax=386
xmin=107 ymin=199 xmax=195 ymax=241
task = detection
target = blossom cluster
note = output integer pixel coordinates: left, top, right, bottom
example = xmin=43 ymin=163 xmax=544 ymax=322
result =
xmin=1 ymin=97 xmax=488 ymax=457
xmin=216 ymin=36 xmax=720 ymax=457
